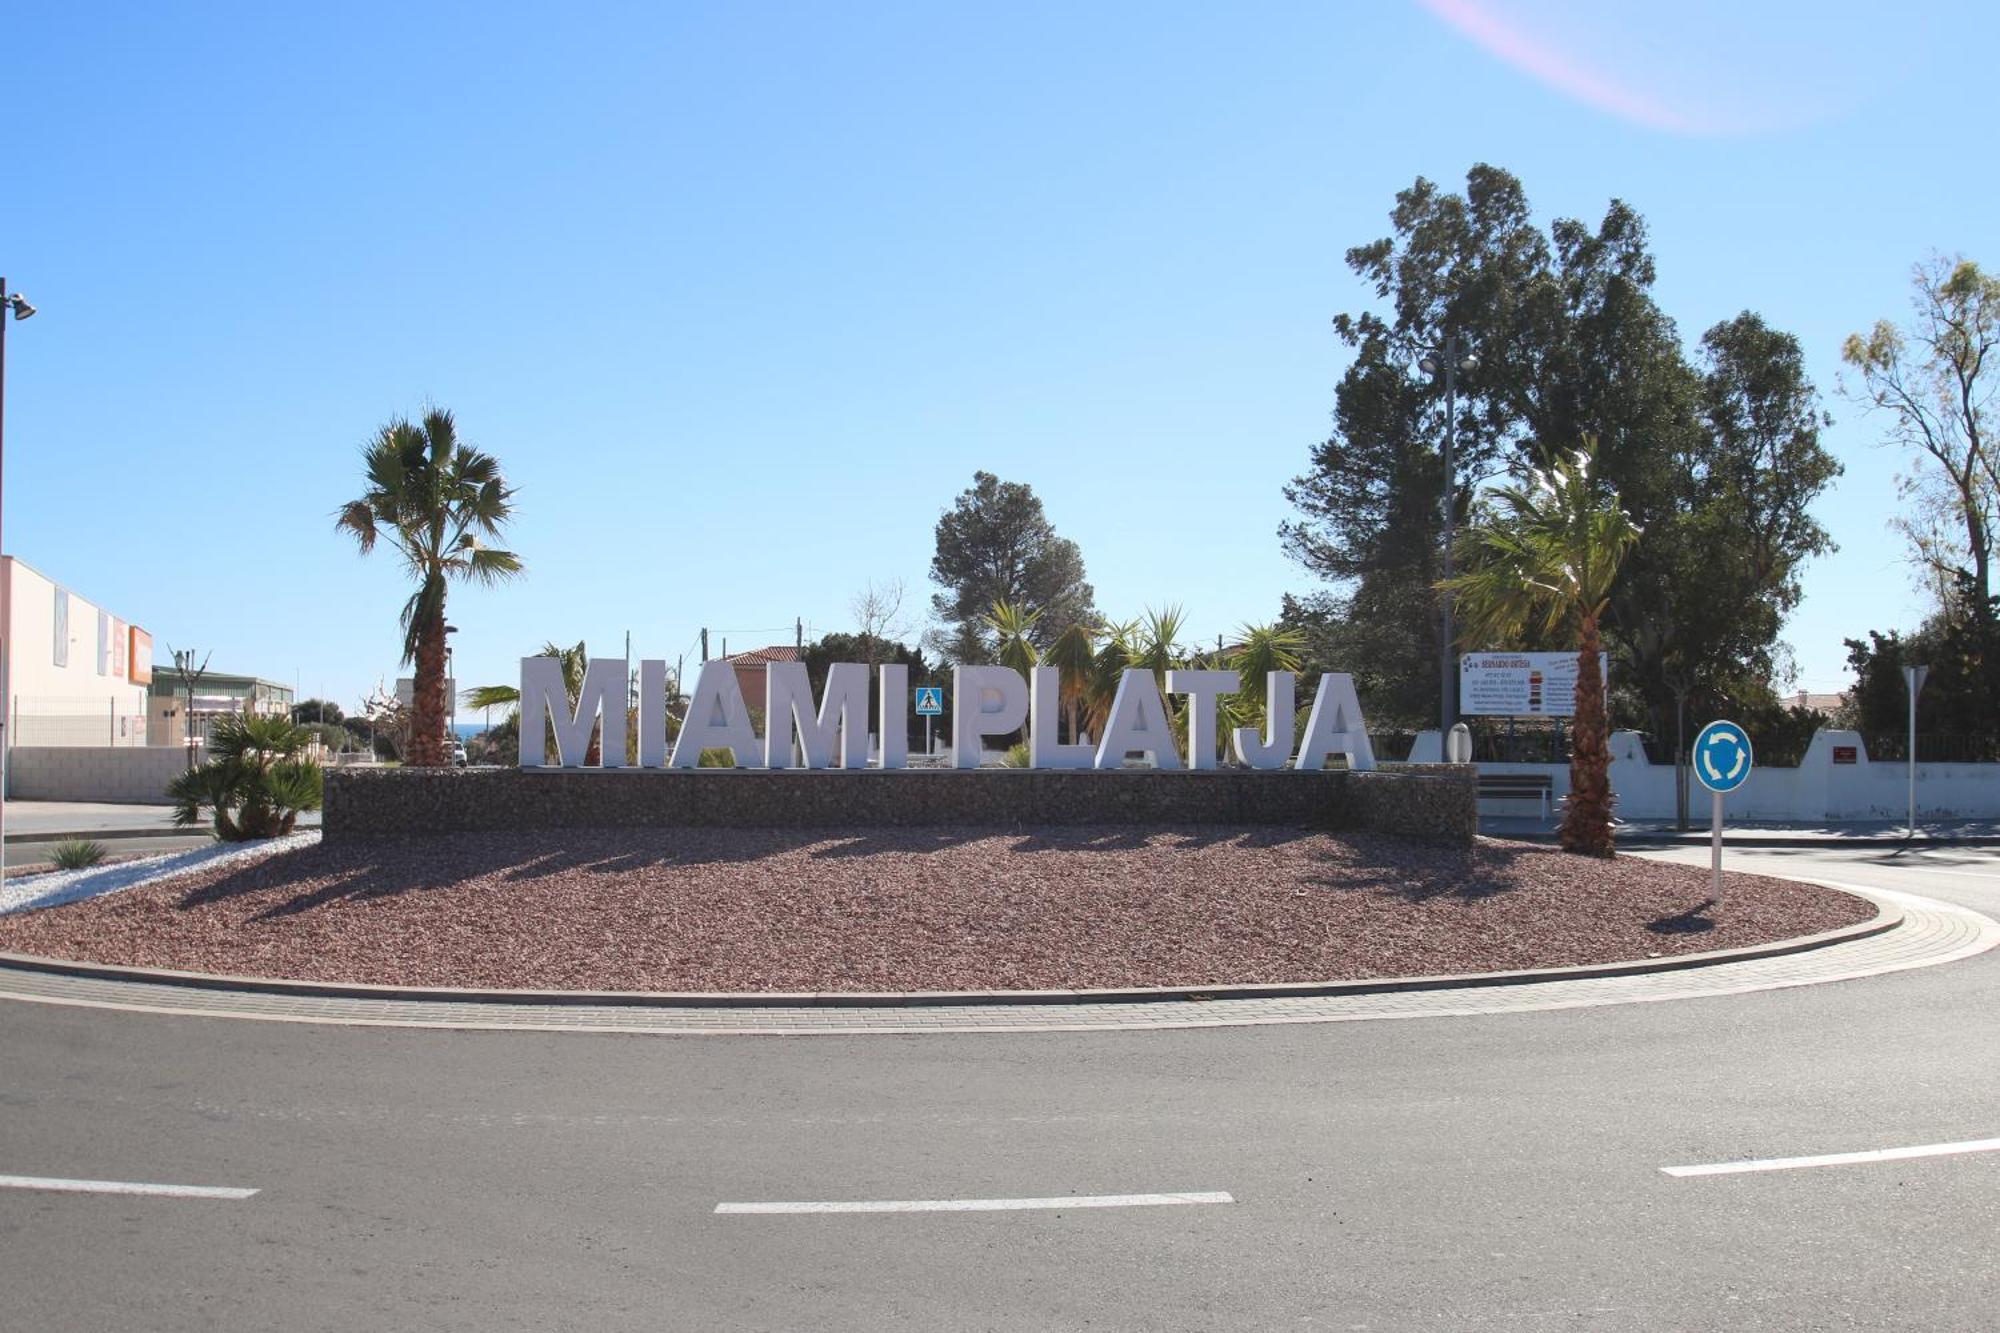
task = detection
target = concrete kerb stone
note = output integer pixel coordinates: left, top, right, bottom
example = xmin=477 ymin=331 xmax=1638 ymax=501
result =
xmin=0 ymin=896 xmax=1902 ymax=1011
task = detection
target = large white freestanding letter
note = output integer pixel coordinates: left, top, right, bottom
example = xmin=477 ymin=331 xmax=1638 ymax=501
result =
xmin=877 ymin=662 xmax=908 ymax=769
xmin=951 ymin=666 xmax=1028 ymax=769
xmin=1165 ymin=669 xmax=1238 ymax=771
xmin=1231 ymin=671 xmax=1296 ymax=770
xmin=1294 ymin=672 xmax=1375 ymax=771
xmin=638 ymin=658 xmax=669 ymax=767
xmin=765 ymin=661 xmax=871 ymax=769
xmin=1094 ymin=669 xmax=1183 ymax=770
xmin=669 ymin=659 xmax=762 ymax=768
xmin=519 ymin=655 xmax=628 ymax=768
xmin=1030 ymin=666 xmax=1094 ymax=769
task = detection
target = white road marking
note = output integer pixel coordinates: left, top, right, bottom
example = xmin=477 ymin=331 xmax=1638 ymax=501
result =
xmin=716 ymin=1190 xmax=1233 ymax=1214
xmin=0 ymin=1173 xmax=259 ymax=1200
xmin=1663 ymin=1136 xmax=2000 ymax=1178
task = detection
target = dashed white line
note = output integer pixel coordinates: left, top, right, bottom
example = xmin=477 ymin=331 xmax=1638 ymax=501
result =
xmin=716 ymin=1190 xmax=1233 ymax=1214
xmin=1663 ymin=1136 xmax=2000 ymax=1178
xmin=0 ymin=1173 xmax=259 ymax=1200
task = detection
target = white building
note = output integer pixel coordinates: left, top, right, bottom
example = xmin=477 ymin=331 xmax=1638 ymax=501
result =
xmin=2 ymin=555 xmax=153 ymax=748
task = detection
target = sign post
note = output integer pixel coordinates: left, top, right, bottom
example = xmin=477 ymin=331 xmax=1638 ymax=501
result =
xmin=914 ymin=685 xmax=944 ymax=757
xmin=1692 ymin=719 xmax=1754 ymax=907
xmin=1901 ymin=664 xmax=1929 ymax=838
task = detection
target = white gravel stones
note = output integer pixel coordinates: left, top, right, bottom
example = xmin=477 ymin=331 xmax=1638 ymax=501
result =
xmin=0 ymin=833 xmax=321 ymax=918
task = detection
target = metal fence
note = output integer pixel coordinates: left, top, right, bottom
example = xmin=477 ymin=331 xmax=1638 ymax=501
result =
xmin=1860 ymin=732 xmax=2000 ymax=764
xmin=9 ymin=705 xmax=151 ymax=748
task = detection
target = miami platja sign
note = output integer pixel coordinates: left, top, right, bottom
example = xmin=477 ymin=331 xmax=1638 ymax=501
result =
xmin=518 ymin=658 xmax=1377 ymax=772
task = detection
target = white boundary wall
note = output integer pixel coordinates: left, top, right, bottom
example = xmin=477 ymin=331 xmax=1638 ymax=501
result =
xmin=1409 ymin=728 xmax=2000 ymax=822
xmin=7 ymin=745 xmax=193 ymax=803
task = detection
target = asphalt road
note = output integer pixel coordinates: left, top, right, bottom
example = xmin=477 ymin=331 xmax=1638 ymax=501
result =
xmin=2 ymin=844 xmax=1997 ymax=1331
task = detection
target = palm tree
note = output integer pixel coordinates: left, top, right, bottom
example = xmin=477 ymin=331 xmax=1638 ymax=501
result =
xmin=336 ymin=409 xmax=522 ymax=768
xmin=1223 ymin=622 xmax=1306 ymax=751
xmin=464 ymin=640 xmax=596 ymax=765
xmin=1443 ymin=438 xmax=1641 ymax=856
xmin=167 ymin=712 xmax=323 ymax=841
xmin=1044 ymin=622 xmax=1098 ymax=744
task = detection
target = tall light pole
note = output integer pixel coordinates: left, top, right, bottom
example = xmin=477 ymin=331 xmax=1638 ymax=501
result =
xmin=1420 ymin=335 xmax=1478 ymax=738
xmin=0 ymin=278 xmax=37 ymax=886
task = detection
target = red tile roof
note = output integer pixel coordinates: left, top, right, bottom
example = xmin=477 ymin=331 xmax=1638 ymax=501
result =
xmin=719 ymin=645 xmax=803 ymax=666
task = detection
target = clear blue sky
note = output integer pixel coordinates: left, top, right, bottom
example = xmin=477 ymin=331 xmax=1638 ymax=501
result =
xmin=3 ymin=1 xmax=1988 ymax=714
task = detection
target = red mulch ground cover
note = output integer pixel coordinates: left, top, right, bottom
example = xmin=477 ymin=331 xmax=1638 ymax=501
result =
xmin=0 ymin=827 xmax=1875 ymax=993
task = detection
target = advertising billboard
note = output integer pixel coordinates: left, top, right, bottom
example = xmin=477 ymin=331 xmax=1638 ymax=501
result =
xmin=129 ymin=626 xmax=154 ymax=685
xmin=1458 ymin=651 xmax=1604 ymax=718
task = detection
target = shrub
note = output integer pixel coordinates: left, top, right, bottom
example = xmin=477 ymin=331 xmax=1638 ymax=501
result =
xmin=697 ymin=748 xmax=737 ymax=768
xmin=167 ymin=712 xmax=324 ymax=841
xmin=1001 ymin=741 xmax=1031 ymax=768
xmin=51 ymin=839 xmax=108 ymax=870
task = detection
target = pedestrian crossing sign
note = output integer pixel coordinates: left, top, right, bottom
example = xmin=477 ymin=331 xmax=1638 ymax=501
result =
xmin=914 ymin=686 xmax=944 ymax=716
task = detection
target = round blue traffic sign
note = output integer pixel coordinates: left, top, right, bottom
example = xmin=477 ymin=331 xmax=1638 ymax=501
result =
xmin=1693 ymin=720 xmax=1754 ymax=794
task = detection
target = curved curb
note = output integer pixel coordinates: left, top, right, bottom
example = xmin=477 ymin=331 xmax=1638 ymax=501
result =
xmin=0 ymin=897 xmax=1901 ymax=1010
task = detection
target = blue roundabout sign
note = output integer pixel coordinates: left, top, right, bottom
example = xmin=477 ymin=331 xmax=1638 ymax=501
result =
xmin=1693 ymin=719 xmax=1754 ymax=795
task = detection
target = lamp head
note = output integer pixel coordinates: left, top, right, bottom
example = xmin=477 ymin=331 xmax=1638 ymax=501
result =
xmin=6 ymin=294 xmax=33 ymax=321
xmin=1460 ymin=352 xmax=1479 ymax=373
xmin=1417 ymin=354 xmax=1438 ymax=377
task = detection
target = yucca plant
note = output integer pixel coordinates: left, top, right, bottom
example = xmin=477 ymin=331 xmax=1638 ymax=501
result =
xmin=1044 ymin=622 xmax=1098 ymax=744
xmin=1083 ymin=618 xmax=1141 ymax=740
xmin=167 ymin=712 xmax=324 ymax=841
xmin=982 ymin=601 xmax=1042 ymax=676
xmin=51 ymin=839 xmax=108 ymax=870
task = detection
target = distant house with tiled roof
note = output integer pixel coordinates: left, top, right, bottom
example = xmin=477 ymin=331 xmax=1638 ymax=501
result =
xmin=1781 ymin=690 xmax=1848 ymax=716
xmin=720 ymin=645 xmax=803 ymax=713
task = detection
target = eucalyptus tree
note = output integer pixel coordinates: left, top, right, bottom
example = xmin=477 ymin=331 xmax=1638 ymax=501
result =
xmin=337 ymin=409 xmax=521 ymax=768
xmin=1842 ymin=255 xmax=1999 ymax=625
xmin=1286 ymin=166 xmax=1837 ymax=735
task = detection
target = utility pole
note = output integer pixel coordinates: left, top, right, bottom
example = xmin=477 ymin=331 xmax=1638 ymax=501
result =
xmin=1420 ymin=335 xmax=1478 ymax=739
xmin=1904 ymin=664 xmax=1929 ymax=838
xmin=796 ymin=617 xmax=803 ymax=651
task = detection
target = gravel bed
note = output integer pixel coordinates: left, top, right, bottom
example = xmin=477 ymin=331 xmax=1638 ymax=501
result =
xmin=0 ymin=827 xmax=1874 ymax=992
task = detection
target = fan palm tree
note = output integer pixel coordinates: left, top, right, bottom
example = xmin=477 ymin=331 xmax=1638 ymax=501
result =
xmin=1044 ymin=622 xmax=1098 ymax=744
xmin=464 ymin=640 xmax=597 ymax=765
xmin=337 ymin=409 xmax=522 ymax=768
xmin=167 ymin=712 xmax=323 ymax=841
xmin=1443 ymin=438 xmax=1641 ymax=856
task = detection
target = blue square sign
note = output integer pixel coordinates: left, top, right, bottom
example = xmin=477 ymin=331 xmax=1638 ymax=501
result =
xmin=914 ymin=686 xmax=944 ymax=716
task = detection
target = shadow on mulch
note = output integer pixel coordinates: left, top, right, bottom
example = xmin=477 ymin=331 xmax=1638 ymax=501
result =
xmin=1301 ymin=837 xmax=1537 ymax=904
xmin=1646 ymin=901 xmax=1719 ymax=934
xmin=174 ymin=825 xmax=1347 ymax=921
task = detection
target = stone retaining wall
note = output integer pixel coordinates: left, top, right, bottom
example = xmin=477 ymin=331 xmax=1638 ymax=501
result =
xmin=324 ymin=766 xmax=1477 ymax=844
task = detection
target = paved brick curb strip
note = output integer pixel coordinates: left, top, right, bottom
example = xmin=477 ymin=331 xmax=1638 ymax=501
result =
xmin=0 ymin=904 xmax=1903 ymax=1009
xmin=0 ymin=881 xmax=1990 ymax=1035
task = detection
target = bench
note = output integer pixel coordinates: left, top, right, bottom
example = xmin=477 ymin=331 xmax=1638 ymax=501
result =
xmin=1476 ymin=771 xmax=1554 ymax=819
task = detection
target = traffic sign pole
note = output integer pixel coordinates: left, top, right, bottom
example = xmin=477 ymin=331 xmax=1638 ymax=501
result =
xmin=1711 ymin=789 xmax=1724 ymax=907
xmin=1692 ymin=719 xmax=1753 ymax=912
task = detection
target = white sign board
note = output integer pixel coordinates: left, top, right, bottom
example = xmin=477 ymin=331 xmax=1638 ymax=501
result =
xmin=1458 ymin=652 xmax=1604 ymax=718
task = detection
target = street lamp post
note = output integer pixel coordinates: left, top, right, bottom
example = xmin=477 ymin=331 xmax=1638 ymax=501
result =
xmin=0 ymin=278 xmax=37 ymax=887
xmin=1420 ymin=335 xmax=1478 ymax=739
